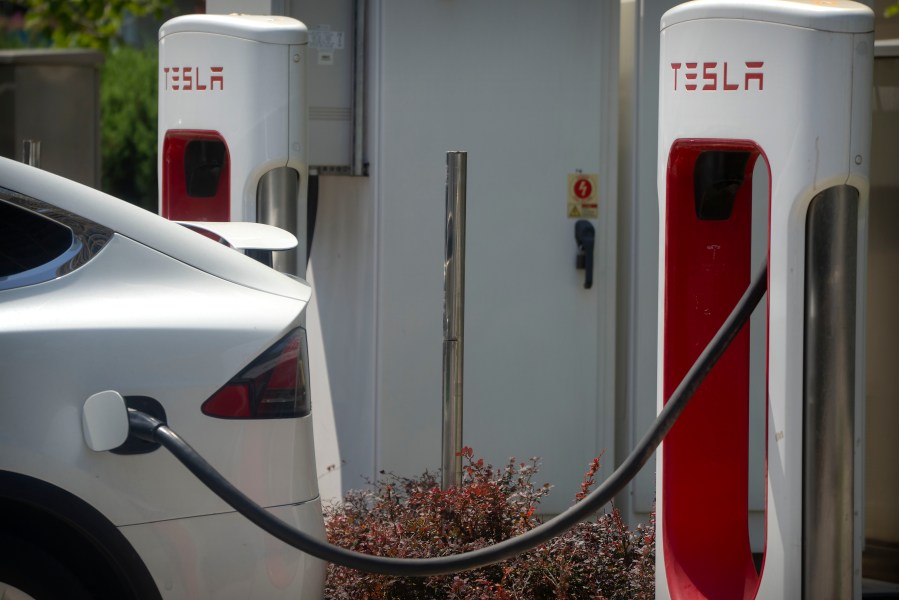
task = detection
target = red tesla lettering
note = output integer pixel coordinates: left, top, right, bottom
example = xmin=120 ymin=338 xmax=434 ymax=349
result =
xmin=210 ymin=67 xmax=224 ymax=91
xmin=684 ymin=63 xmax=698 ymax=91
xmin=161 ymin=64 xmax=223 ymax=92
xmin=723 ymin=62 xmax=739 ymax=91
xmin=745 ymin=62 xmax=764 ymax=90
xmin=702 ymin=62 xmax=717 ymax=91
xmin=670 ymin=59 xmax=765 ymax=92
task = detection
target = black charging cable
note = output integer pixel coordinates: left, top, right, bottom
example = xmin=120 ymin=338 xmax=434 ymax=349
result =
xmin=128 ymin=264 xmax=767 ymax=576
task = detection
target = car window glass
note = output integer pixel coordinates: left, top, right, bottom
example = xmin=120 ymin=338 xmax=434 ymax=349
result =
xmin=0 ymin=199 xmax=74 ymax=277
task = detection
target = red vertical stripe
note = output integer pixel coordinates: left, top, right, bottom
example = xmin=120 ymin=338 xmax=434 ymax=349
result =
xmin=662 ymin=139 xmax=763 ymax=600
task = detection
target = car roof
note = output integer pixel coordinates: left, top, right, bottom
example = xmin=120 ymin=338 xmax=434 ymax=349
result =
xmin=0 ymin=157 xmax=311 ymax=302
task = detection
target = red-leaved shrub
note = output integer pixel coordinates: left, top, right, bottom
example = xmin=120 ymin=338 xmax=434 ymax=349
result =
xmin=324 ymin=448 xmax=655 ymax=599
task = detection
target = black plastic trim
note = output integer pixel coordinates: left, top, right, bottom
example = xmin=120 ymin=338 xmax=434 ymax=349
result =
xmin=112 ymin=396 xmax=167 ymax=455
xmin=693 ymin=150 xmax=751 ymax=221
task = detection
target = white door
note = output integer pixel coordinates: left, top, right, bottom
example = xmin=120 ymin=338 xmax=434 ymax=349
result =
xmin=371 ymin=0 xmax=619 ymax=515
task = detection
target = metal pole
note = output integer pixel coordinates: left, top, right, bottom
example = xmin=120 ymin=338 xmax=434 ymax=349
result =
xmin=257 ymin=166 xmax=300 ymax=275
xmin=442 ymin=151 xmax=466 ymax=489
xmin=803 ymin=185 xmax=859 ymax=599
xmin=351 ymin=0 xmax=366 ymax=177
xmin=22 ymin=140 xmax=41 ymax=168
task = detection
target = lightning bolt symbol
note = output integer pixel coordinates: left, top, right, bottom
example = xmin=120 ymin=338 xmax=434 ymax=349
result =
xmin=576 ymin=180 xmax=590 ymax=197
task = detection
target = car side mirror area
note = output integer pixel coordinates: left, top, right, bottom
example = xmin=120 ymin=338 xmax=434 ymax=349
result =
xmin=82 ymin=390 xmax=129 ymax=452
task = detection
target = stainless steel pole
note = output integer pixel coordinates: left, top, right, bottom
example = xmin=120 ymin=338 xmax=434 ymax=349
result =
xmin=22 ymin=140 xmax=40 ymax=168
xmin=803 ymin=184 xmax=859 ymax=599
xmin=442 ymin=151 xmax=466 ymax=489
xmin=257 ymin=167 xmax=300 ymax=276
xmin=352 ymin=0 xmax=366 ymax=177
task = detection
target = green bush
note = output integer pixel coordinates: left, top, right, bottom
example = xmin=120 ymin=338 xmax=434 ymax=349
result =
xmin=21 ymin=0 xmax=172 ymax=52
xmin=324 ymin=449 xmax=655 ymax=599
xmin=100 ymin=44 xmax=159 ymax=212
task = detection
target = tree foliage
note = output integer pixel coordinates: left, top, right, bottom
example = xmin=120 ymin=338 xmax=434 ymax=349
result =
xmin=21 ymin=0 xmax=171 ymax=51
xmin=5 ymin=1 xmax=175 ymax=209
xmin=101 ymin=45 xmax=159 ymax=211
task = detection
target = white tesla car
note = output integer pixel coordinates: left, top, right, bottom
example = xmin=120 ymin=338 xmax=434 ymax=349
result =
xmin=0 ymin=156 xmax=326 ymax=599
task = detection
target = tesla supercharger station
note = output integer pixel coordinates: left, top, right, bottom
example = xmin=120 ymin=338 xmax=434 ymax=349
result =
xmin=656 ymin=1 xmax=873 ymax=599
xmin=158 ymin=14 xmax=308 ymax=276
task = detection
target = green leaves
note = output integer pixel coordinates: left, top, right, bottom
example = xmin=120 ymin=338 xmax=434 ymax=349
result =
xmin=22 ymin=0 xmax=172 ymax=52
xmin=7 ymin=1 xmax=175 ymax=210
xmin=100 ymin=45 xmax=159 ymax=211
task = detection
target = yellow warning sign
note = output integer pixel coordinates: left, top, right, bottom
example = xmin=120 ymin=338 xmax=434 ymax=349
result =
xmin=567 ymin=173 xmax=599 ymax=219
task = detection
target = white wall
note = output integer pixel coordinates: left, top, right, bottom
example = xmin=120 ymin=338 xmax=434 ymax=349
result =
xmin=616 ymin=0 xmax=677 ymax=526
xmin=308 ymin=1 xmax=621 ymax=516
xmin=305 ymin=176 xmax=378 ymax=501
xmin=864 ymin=44 xmax=899 ymax=562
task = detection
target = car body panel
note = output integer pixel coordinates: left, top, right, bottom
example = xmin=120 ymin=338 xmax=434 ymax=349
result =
xmin=1 ymin=233 xmax=319 ymax=523
xmin=0 ymin=156 xmax=326 ymax=597
xmin=119 ymin=500 xmax=326 ymax=600
xmin=0 ymin=157 xmax=310 ymax=302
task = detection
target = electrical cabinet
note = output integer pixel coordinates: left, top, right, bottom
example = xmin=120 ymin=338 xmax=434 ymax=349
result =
xmin=207 ymin=0 xmax=361 ymax=174
xmin=0 ymin=50 xmax=102 ymax=187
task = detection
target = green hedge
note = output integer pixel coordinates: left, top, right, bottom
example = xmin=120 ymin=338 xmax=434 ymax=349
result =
xmin=100 ymin=45 xmax=159 ymax=212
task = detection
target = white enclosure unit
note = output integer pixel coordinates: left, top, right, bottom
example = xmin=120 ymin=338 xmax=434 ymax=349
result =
xmin=301 ymin=0 xmax=621 ymax=515
xmin=158 ymin=14 xmax=308 ymax=275
xmin=655 ymin=1 xmax=873 ymax=598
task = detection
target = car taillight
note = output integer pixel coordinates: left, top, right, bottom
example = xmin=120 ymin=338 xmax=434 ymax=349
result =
xmin=202 ymin=328 xmax=311 ymax=419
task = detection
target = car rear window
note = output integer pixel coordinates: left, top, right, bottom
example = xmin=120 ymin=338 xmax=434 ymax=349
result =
xmin=0 ymin=191 xmax=112 ymax=291
xmin=0 ymin=199 xmax=74 ymax=277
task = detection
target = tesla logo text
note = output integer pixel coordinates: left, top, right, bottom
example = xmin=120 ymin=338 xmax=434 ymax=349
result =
xmin=163 ymin=66 xmax=224 ymax=91
xmin=670 ymin=61 xmax=764 ymax=92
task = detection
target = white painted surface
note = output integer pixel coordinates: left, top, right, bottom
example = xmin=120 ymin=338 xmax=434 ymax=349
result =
xmin=619 ymin=0 xmax=810 ymax=545
xmin=82 ymin=391 xmax=129 ymax=452
xmin=1 ymin=157 xmax=311 ymax=302
xmin=120 ymin=501 xmax=325 ymax=598
xmin=655 ymin=3 xmax=872 ymax=597
xmin=158 ymin=13 xmax=309 ymax=274
xmin=305 ymin=0 xmax=620 ymax=516
xmin=305 ymin=176 xmax=378 ymax=502
xmin=176 ymin=221 xmax=298 ymax=250
xmin=0 ymin=156 xmax=325 ymax=597
xmin=617 ymin=0 xmax=680 ymax=527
